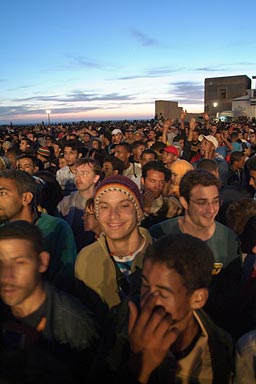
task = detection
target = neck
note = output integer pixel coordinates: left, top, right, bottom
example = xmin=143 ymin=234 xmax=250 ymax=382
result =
xmin=10 ymin=208 xmax=34 ymax=224
xmin=106 ymin=230 xmax=143 ymax=258
xmin=79 ymin=186 xmax=95 ymax=199
xmin=179 ymin=215 xmax=215 ymax=241
xmin=69 ymin=164 xmax=76 ymax=172
xmin=11 ymin=282 xmax=46 ymax=318
xmin=172 ymin=316 xmax=200 ymax=354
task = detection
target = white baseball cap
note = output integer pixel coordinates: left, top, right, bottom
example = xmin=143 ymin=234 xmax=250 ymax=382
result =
xmin=198 ymin=134 xmax=218 ymax=149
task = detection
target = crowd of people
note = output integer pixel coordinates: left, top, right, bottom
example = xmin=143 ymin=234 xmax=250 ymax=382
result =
xmin=0 ymin=112 xmax=255 ymax=382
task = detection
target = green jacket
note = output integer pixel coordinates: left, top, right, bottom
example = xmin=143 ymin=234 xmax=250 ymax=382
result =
xmin=75 ymin=227 xmax=152 ymax=311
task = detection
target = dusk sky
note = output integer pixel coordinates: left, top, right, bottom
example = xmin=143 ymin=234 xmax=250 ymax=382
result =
xmin=1 ymin=0 xmax=256 ymax=125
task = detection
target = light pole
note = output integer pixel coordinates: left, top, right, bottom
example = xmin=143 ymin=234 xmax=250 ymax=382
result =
xmin=46 ymin=109 xmax=51 ymax=125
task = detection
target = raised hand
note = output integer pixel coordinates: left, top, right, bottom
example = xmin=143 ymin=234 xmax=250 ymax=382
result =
xmin=127 ymin=293 xmax=179 ymax=383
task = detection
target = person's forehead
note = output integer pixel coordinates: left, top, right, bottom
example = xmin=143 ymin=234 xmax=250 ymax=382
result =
xmin=142 ymin=154 xmax=155 ymax=159
xmin=18 ymin=158 xmax=33 ymax=166
xmin=64 ymin=146 xmax=77 ymax=152
xmin=75 ymin=163 xmax=93 ymax=172
xmin=115 ymin=146 xmax=127 ymax=153
xmin=145 ymin=169 xmax=165 ymax=180
xmin=0 ymin=177 xmax=17 ymax=187
xmin=190 ymin=184 xmax=219 ymax=196
xmin=0 ymin=238 xmax=35 ymax=258
xmin=103 ymin=161 xmax=113 ymax=168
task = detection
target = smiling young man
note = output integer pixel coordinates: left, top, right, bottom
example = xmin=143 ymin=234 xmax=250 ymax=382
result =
xmin=149 ymin=169 xmax=241 ymax=265
xmin=149 ymin=169 xmax=242 ymax=336
xmin=92 ymin=234 xmax=234 ymax=383
xmin=75 ymin=175 xmax=152 ymax=317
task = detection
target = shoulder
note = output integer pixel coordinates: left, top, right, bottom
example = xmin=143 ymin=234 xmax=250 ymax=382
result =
xmin=45 ymin=283 xmax=100 ymax=348
xmin=139 ymin=226 xmax=153 ymax=244
xmin=215 ymin=221 xmax=239 ymax=241
xmin=149 ymin=216 xmax=179 ymax=239
xmin=38 ymin=214 xmax=75 ymax=239
xmin=76 ymin=238 xmax=107 ymax=266
xmin=196 ymin=309 xmax=233 ymax=349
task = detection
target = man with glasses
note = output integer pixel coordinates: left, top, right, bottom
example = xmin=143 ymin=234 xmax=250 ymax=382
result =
xmin=149 ymin=169 xmax=242 ymax=336
xmin=150 ymin=168 xmax=240 ymax=265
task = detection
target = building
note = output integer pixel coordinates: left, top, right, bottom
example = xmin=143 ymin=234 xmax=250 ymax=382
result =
xmin=155 ymin=100 xmax=183 ymax=121
xmin=232 ymin=89 xmax=256 ymax=120
xmin=204 ymin=75 xmax=251 ymax=118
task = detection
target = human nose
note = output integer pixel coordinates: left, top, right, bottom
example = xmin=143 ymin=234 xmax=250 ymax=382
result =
xmin=0 ymin=264 xmax=14 ymax=282
xmin=108 ymin=206 xmax=120 ymax=217
xmin=206 ymin=201 xmax=217 ymax=213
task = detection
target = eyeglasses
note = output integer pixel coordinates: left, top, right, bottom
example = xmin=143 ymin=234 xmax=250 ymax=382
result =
xmin=189 ymin=197 xmax=223 ymax=208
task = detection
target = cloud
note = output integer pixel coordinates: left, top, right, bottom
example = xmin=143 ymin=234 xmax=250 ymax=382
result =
xmin=116 ymin=66 xmax=183 ymax=80
xmin=171 ymin=81 xmax=204 ymax=104
xmin=2 ymin=90 xmax=138 ymax=119
xmin=131 ymin=29 xmax=158 ymax=47
xmin=13 ymin=91 xmax=135 ymax=104
xmin=42 ymin=55 xmax=105 ymax=72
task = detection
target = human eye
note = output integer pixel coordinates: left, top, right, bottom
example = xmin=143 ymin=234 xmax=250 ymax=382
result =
xmin=195 ymin=200 xmax=207 ymax=207
xmin=0 ymin=191 xmax=7 ymax=196
xmin=15 ymin=258 xmax=26 ymax=265
xmin=120 ymin=202 xmax=131 ymax=209
xmin=98 ymin=203 xmax=108 ymax=210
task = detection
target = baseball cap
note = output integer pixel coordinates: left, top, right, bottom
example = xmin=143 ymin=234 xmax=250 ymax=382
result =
xmin=112 ymin=129 xmax=122 ymax=135
xmin=162 ymin=145 xmax=179 ymax=156
xmin=198 ymin=135 xmax=218 ymax=149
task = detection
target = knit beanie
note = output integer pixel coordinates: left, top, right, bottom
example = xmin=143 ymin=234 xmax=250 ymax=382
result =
xmin=94 ymin=174 xmax=144 ymax=222
xmin=37 ymin=146 xmax=50 ymax=159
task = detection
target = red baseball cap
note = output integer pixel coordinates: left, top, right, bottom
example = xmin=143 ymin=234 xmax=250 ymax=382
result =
xmin=163 ymin=145 xmax=179 ymax=156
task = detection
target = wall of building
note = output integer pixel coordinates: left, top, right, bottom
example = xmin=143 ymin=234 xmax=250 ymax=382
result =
xmin=233 ymin=99 xmax=256 ymax=119
xmin=204 ymin=75 xmax=251 ymax=118
xmin=155 ymin=100 xmax=183 ymax=120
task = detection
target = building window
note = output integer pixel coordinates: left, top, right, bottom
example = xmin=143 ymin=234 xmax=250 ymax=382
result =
xmin=218 ymin=88 xmax=227 ymax=100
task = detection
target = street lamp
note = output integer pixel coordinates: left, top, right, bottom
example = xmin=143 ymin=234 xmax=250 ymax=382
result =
xmin=213 ymin=102 xmax=218 ymax=108
xmin=46 ymin=109 xmax=51 ymax=125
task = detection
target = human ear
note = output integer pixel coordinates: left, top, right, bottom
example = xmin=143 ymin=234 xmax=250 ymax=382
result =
xmin=22 ymin=192 xmax=34 ymax=206
xmin=38 ymin=251 xmax=50 ymax=273
xmin=179 ymin=196 xmax=188 ymax=210
xmin=190 ymin=288 xmax=208 ymax=310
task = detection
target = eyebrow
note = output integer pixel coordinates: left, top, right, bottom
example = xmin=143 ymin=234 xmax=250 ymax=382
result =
xmin=98 ymin=198 xmax=132 ymax=204
xmin=141 ymin=273 xmax=174 ymax=294
xmin=191 ymin=195 xmax=220 ymax=201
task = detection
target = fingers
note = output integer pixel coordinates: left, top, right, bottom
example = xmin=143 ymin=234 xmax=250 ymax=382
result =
xmin=128 ymin=300 xmax=138 ymax=334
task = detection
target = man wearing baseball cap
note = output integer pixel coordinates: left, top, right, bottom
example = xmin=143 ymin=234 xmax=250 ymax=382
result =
xmin=161 ymin=145 xmax=179 ymax=170
xmin=111 ymin=128 xmax=123 ymax=145
xmin=191 ymin=135 xmax=229 ymax=186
